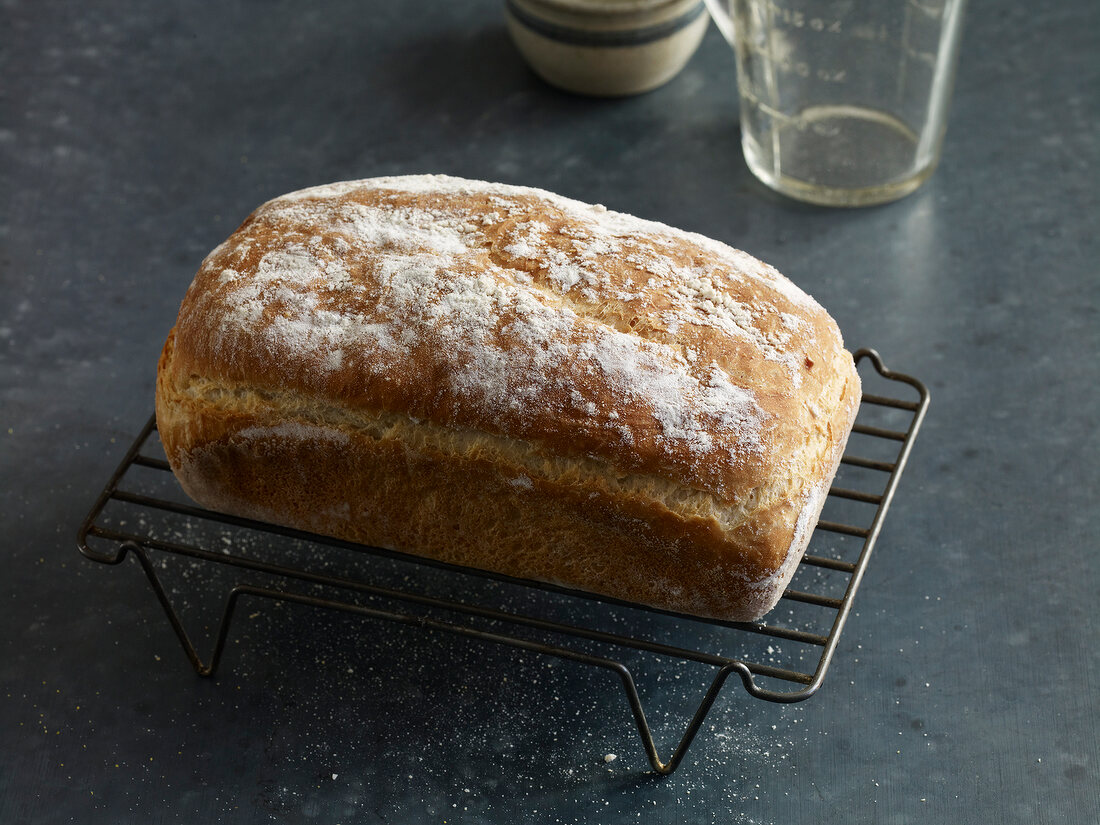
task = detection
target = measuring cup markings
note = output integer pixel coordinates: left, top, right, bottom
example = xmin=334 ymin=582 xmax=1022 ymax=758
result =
xmin=739 ymin=41 xmax=852 ymax=85
xmin=756 ymin=0 xmax=844 ymax=33
xmin=742 ymin=32 xmax=938 ymax=74
xmin=762 ymin=58 xmax=848 ymax=83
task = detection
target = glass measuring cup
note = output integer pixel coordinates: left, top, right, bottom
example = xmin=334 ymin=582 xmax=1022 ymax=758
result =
xmin=705 ymin=0 xmax=968 ymax=206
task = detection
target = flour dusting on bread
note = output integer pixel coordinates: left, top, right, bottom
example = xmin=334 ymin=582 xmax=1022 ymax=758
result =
xmin=157 ymin=175 xmax=861 ymax=621
xmin=181 ymin=175 xmax=847 ymax=502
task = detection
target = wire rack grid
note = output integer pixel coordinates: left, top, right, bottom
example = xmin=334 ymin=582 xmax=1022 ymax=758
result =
xmin=77 ymin=348 xmax=928 ymax=774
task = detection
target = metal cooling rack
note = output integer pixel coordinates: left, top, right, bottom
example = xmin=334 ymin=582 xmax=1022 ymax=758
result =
xmin=77 ymin=348 xmax=928 ymax=775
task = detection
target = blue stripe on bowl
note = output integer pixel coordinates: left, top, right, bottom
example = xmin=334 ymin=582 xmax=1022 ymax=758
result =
xmin=505 ymin=0 xmax=706 ymax=48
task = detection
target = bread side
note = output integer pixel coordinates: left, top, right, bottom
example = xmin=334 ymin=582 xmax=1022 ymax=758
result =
xmin=156 ymin=175 xmax=861 ymax=621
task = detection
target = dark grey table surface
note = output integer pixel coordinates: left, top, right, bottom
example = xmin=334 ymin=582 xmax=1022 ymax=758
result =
xmin=2 ymin=1 xmax=1097 ymax=823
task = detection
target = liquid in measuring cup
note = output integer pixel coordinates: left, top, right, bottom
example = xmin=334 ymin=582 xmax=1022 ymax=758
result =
xmin=740 ymin=103 xmax=935 ymax=206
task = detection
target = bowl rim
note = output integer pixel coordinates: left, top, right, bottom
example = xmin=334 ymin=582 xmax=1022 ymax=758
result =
xmin=512 ymin=0 xmax=698 ymax=18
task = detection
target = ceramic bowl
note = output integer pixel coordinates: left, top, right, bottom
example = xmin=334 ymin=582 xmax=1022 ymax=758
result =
xmin=505 ymin=0 xmax=709 ymax=97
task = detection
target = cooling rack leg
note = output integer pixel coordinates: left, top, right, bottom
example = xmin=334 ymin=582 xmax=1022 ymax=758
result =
xmin=613 ymin=661 xmax=751 ymax=775
xmin=120 ymin=541 xmax=223 ymax=677
xmin=142 ymin=579 xmax=751 ymax=776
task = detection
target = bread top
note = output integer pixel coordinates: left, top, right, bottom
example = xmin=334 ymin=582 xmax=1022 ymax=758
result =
xmin=167 ymin=175 xmax=858 ymax=510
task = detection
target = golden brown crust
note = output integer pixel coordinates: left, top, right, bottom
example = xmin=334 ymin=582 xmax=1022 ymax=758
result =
xmin=156 ymin=176 xmax=861 ymax=621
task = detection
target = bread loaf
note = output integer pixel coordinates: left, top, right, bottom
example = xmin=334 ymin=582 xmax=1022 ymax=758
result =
xmin=155 ymin=175 xmax=861 ymax=622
